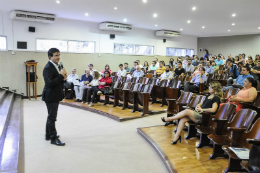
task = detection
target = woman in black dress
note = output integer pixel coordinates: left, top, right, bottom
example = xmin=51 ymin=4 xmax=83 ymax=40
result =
xmin=161 ymin=81 xmax=222 ymax=144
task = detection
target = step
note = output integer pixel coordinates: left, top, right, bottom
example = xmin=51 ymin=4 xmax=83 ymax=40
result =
xmin=0 ymin=92 xmax=15 ymax=157
xmin=0 ymin=95 xmax=21 ymax=173
xmin=0 ymin=89 xmax=7 ymax=104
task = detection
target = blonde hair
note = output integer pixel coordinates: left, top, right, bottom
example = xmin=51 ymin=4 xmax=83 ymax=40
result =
xmin=93 ymin=71 xmax=100 ymax=80
xmin=209 ymin=81 xmax=223 ymax=99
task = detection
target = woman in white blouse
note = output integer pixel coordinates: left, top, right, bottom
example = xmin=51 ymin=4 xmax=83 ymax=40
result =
xmin=83 ymin=71 xmax=101 ymax=104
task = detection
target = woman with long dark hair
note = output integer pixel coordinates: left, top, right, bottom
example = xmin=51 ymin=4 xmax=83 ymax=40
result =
xmin=101 ymin=64 xmax=112 ymax=75
xmin=204 ymin=49 xmax=209 ymax=60
xmin=143 ymin=61 xmax=149 ymax=71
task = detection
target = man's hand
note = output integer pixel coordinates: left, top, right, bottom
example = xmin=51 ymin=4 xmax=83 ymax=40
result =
xmin=233 ymin=82 xmax=237 ymax=85
xmin=84 ymin=81 xmax=89 ymax=85
xmin=61 ymin=68 xmax=67 ymax=77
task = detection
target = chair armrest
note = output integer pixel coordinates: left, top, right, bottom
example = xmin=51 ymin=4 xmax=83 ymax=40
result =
xmin=246 ymin=139 xmax=260 ymax=145
xmin=132 ymin=91 xmax=139 ymax=93
xmin=182 ymin=106 xmax=190 ymax=109
xmin=212 ymin=118 xmax=228 ymax=135
xmin=201 ymin=111 xmax=215 ymax=126
xmin=227 ymin=127 xmax=247 ymax=132
xmin=176 ymin=102 xmax=188 ymax=106
xmin=141 ymin=92 xmax=149 ymax=95
xmin=122 ymin=89 xmax=130 ymax=91
xmin=166 ymin=99 xmax=177 ymax=101
xmin=212 ymin=118 xmax=228 ymax=122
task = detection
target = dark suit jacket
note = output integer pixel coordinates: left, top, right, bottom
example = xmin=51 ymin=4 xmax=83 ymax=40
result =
xmin=42 ymin=61 xmax=64 ymax=103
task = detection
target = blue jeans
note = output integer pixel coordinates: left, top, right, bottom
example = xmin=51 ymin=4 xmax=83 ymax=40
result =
xmin=223 ymin=86 xmax=234 ymax=93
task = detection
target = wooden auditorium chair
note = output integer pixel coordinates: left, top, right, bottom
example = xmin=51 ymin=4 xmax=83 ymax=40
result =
xmin=151 ymin=79 xmax=170 ymax=106
xmin=122 ymin=83 xmax=143 ymax=111
xmin=196 ymin=103 xmax=237 ymax=148
xmin=222 ymin=119 xmax=260 ymax=173
xmin=103 ymin=81 xmax=120 ymax=105
xmin=222 ymin=88 xmax=240 ymax=103
xmin=136 ymin=84 xmax=154 ymax=116
xmin=207 ymin=109 xmax=257 ymax=159
xmin=113 ymin=82 xmax=133 ymax=107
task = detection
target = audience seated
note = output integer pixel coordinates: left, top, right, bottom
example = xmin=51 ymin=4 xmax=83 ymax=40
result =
xmin=245 ymin=56 xmax=255 ymax=68
xmin=173 ymin=61 xmax=185 ymax=77
xmin=184 ymin=59 xmax=195 ymax=72
xmin=254 ymin=54 xmax=260 ymax=64
xmin=136 ymin=60 xmax=143 ymax=68
xmin=155 ymin=61 xmax=166 ymax=75
xmin=221 ymin=77 xmax=257 ymax=113
xmin=130 ymin=61 xmax=138 ymax=73
xmin=82 ymin=71 xmax=100 ymax=104
xmin=215 ymin=55 xmax=224 ymax=66
xmin=226 ymin=59 xmax=240 ymax=85
xmin=204 ymin=61 xmax=214 ymax=74
xmin=182 ymin=55 xmax=189 ymax=67
xmin=89 ymin=71 xmax=112 ymax=107
xmin=161 ymin=81 xmax=222 ymax=144
xmin=237 ymin=61 xmax=243 ymax=75
xmin=234 ymin=56 xmax=239 ymax=64
xmin=117 ymin=64 xmax=127 ymax=77
xmin=64 ymin=68 xmax=79 ymax=89
xmin=159 ymin=65 xmax=173 ymax=81
xmin=143 ymin=61 xmax=149 ymax=71
xmin=192 ymin=63 xmax=203 ymax=76
xmin=251 ymin=61 xmax=260 ymax=82
xmin=192 ymin=57 xmax=199 ymax=66
xmin=101 ymin=64 xmax=112 ymax=76
xmin=131 ymin=66 xmax=144 ymax=78
xmin=150 ymin=61 xmax=158 ymax=71
xmin=124 ymin=63 xmax=131 ymax=73
xmin=200 ymin=57 xmax=207 ymax=66
xmin=88 ymin=63 xmax=96 ymax=76
xmin=184 ymin=67 xmax=207 ymax=92
xmin=154 ymin=57 xmax=159 ymax=67
xmin=74 ymin=69 xmax=93 ymax=102
xmin=224 ymin=66 xmax=253 ymax=92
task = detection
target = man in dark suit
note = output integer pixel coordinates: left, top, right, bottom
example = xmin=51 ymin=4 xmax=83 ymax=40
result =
xmin=42 ymin=48 xmax=67 ymax=146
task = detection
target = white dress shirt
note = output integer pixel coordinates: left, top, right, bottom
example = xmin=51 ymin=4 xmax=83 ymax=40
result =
xmin=67 ymin=74 xmax=79 ymax=82
xmin=117 ymin=69 xmax=127 ymax=77
xmin=160 ymin=71 xmax=173 ymax=80
xmin=49 ymin=60 xmax=60 ymax=74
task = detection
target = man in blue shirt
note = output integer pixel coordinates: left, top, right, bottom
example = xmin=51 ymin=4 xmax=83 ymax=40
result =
xmin=215 ymin=55 xmax=224 ymax=66
xmin=184 ymin=67 xmax=207 ymax=92
xmin=132 ymin=66 xmax=144 ymax=78
xmin=223 ymin=66 xmax=253 ymax=92
xmin=192 ymin=57 xmax=199 ymax=66
xmin=204 ymin=61 xmax=214 ymax=74
xmin=226 ymin=59 xmax=240 ymax=85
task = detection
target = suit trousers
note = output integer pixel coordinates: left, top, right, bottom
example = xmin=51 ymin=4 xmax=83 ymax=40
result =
xmin=45 ymin=102 xmax=59 ymax=139
xmin=184 ymin=82 xmax=199 ymax=92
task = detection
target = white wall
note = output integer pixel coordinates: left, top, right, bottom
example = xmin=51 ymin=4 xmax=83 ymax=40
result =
xmin=0 ymin=11 xmax=197 ymax=55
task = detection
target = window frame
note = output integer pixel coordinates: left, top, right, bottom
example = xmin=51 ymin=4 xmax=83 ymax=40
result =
xmin=166 ymin=47 xmax=194 ymax=57
xmin=67 ymin=40 xmax=96 ymax=54
xmin=0 ymin=35 xmax=8 ymax=51
xmin=35 ymin=38 xmax=68 ymax=52
xmin=113 ymin=43 xmax=154 ymax=56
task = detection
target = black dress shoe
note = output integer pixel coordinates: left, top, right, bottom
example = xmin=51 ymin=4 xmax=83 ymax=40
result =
xmin=75 ymin=99 xmax=79 ymax=102
xmin=164 ymin=121 xmax=174 ymax=126
xmin=51 ymin=138 xmax=65 ymax=146
xmin=45 ymin=135 xmax=60 ymax=141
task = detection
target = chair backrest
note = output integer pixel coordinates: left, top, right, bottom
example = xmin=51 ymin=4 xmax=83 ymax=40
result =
xmin=149 ymin=70 xmax=155 ymax=75
xmin=149 ymin=78 xmax=159 ymax=85
xmin=141 ymin=84 xmax=153 ymax=94
xmin=112 ymin=76 xmax=118 ymax=82
xmin=223 ymin=88 xmax=240 ymax=100
xmin=223 ymin=73 xmax=229 ymax=80
xmin=178 ymin=75 xmax=184 ymax=82
xmin=223 ymin=109 xmax=257 ymax=135
xmin=239 ymin=118 xmax=260 ymax=149
xmin=212 ymin=74 xmax=219 ymax=80
xmin=111 ymin=72 xmax=117 ymax=76
xmin=131 ymin=83 xmax=143 ymax=92
xmin=131 ymin=77 xmax=139 ymax=83
xmin=218 ymin=70 xmax=224 ymax=74
xmin=176 ymin=92 xmax=193 ymax=104
xmin=257 ymin=82 xmax=260 ymax=92
xmin=120 ymin=77 xmax=127 ymax=83
xmin=145 ymin=73 xmax=153 ymax=79
xmin=185 ymin=76 xmax=192 ymax=82
xmin=219 ymin=65 xmax=224 ymax=70
xmin=122 ymin=82 xmax=132 ymax=90
xmin=186 ymin=71 xmax=192 ymax=76
xmin=218 ymin=74 xmax=225 ymax=80
xmin=159 ymin=79 xmax=170 ymax=87
xmin=205 ymin=73 xmax=214 ymax=86
xmin=188 ymin=95 xmax=206 ymax=109
xmin=169 ymin=78 xmax=181 ymax=89
xmin=126 ymin=76 xmax=131 ymax=82
xmin=112 ymin=81 xmax=120 ymax=89
xmin=139 ymin=77 xmax=150 ymax=85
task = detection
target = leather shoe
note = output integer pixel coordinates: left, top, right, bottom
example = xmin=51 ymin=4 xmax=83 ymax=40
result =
xmin=45 ymin=134 xmax=60 ymax=141
xmin=51 ymin=138 xmax=65 ymax=146
xmin=164 ymin=121 xmax=174 ymax=126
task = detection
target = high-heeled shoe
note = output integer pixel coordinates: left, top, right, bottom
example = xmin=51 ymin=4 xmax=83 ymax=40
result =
xmin=171 ymin=136 xmax=181 ymax=145
xmin=161 ymin=117 xmax=166 ymax=122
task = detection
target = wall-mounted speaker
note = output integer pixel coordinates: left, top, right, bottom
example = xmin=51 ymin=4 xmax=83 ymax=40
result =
xmin=199 ymin=48 xmax=203 ymax=52
xmin=17 ymin=42 xmax=27 ymax=49
xmin=163 ymin=39 xmax=166 ymax=43
xmin=29 ymin=27 xmax=35 ymax=32
xmin=110 ymin=34 xmax=115 ymax=39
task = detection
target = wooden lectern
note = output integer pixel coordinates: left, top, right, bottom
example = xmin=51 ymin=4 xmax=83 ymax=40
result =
xmin=24 ymin=62 xmax=38 ymax=100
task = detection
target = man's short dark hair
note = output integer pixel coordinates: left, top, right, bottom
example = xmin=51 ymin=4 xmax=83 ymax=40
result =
xmin=188 ymin=59 xmax=192 ymax=62
xmin=200 ymin=57 xmax=204 ymax=61
xmin=104 ymin=70 xmax=111 ymax=77
xmin=227 ymin=59 xmax=234 ymax=63
xmin=238 ymin=62 xmax=243 ymax=66
xmin=177 ymin=61 xmax=182 ymax=65
xmin=88 ymin=63 xmax=93 ymax=67
xmin=134 ymin=61 xmax=138 ymax=64
xmin=218 ymin=55 xmax=221 ymax=58
xmin=159 ymin=61 xmax=164 ymax=64
xmin=243 ymin=66 xmax=250 ymax=72
xmin=195 ymin=57 xmax=199 ymax=60
xmin=124 ymin=62 xmax=128 ymax=65
xmin=48 ymin=48 xmax=60 ymax=59
xmin=165 ymin=65 xmax=170 ymax=68
xmin=200 ymin=67 xmax=205 ymax=71
xmin=207 ymin=61 xmax=212 ymax=65
xmin=119 ymin=64 xmax=123 ymax=67
xmin=152 ymin=61 xmax=156 ymax=64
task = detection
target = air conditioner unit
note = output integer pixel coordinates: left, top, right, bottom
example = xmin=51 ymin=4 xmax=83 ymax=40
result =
xmin=155 ymin=30 xmax=180 ymax=37
xmin=10 ymin=10 xmax=56 ymax=23
xmin=99 ymin=22 xmax=133 ymax=32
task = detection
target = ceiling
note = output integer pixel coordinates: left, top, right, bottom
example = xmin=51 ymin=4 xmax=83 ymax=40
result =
xmin=0 ymin=0 xmax=260 ymax=37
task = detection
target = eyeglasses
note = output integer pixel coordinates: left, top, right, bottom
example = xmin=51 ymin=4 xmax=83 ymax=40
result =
xmin=105 ymin=73 xmax=109 ymax=74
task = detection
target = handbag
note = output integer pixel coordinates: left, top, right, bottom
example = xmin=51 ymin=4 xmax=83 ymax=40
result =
xmin=103 ymin=87 xmax=114 ymax=95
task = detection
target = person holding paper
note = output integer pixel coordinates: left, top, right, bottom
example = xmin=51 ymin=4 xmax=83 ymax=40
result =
xmin=64 ymin=68 xmax=79 ymax=89
xmin=74 ymin=69 xmax=93 ymax=102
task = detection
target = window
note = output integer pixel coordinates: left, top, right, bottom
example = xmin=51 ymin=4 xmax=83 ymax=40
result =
xmin=36 ymin=39 xmax=67 ymax=52
xmin=68 ymin=41 xmax=95 ymax=53
xmin=0 ymin=36 xmax=7 ymax=50
xmin=114 ymin=43 xmax=154 ymax=55
xmin=166 ymin=48 xmax=194 ymax=57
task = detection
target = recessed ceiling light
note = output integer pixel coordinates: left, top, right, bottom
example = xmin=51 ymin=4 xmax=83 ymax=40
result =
xmin=124 ymin=19 xmax=127 ymax=22
xmin=232 ymin=13 xmax=236 ymax=17
xmin=192 ymin=7 xmax=196 ymax=10
xmin=228 ymin=30 xmax=230 ymax=32
xmin=56 ymin=0 xmax=60 ymax=3
xmin=187 ymin=20 xmax=190 ymax=23
xmin=232 ymin=23 xmax=235 ymax=25
xmin=155 ymin=25 xmax=157 ymax=26
xmin=85 ymin=13 xmax=89 ymax=16
xmin=180 ymin=28 xmax=183 ymax=31
xmin=114 ymin=7 xmax=117 ymax=10
xmin=202 ymin=26 xmax=205 ymax=28
xmin=153 ymin=13 xmax=157 ymax=18
xmin=143 ymin=0 xmax=147 ymax=3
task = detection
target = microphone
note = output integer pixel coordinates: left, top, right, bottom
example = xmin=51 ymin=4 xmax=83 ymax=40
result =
xmin=59 ymin=62 xmax=64 ymax=70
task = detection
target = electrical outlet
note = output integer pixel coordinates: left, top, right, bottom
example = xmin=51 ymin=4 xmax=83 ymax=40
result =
xmin=12 ymin=51 xmax=15 ymax=55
